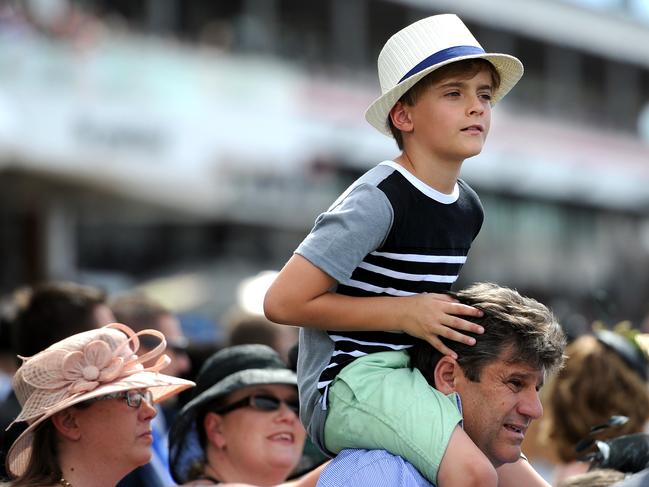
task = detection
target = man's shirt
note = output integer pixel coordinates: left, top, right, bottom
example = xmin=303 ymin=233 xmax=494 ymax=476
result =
xmin=317 ymin=449 xmax=434 ymax=487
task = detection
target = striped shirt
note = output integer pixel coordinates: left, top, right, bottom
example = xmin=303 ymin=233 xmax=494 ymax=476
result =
xmin=317 ymin=449 xmax=434 ymax=487
xmin=314 ymin=162 xmax=483 ymax=391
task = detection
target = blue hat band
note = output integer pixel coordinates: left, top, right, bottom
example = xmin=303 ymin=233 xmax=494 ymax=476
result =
xmin=398 ymin=45 xmax=486 ymax=84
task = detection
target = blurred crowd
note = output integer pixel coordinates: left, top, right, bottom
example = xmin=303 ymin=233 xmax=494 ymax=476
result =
xmin=0 ymin=279 xmax=648 ymax=486
xmin=0 ymin=280 xmax=321 ymax=486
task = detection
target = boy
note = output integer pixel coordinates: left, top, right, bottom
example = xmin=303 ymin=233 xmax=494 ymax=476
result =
xmin=265 ymin=14 xmax=524 ymax=486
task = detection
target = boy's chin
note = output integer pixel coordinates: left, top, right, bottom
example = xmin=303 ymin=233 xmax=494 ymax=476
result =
xmin=462 ymin=148 xmax=484 ymax=159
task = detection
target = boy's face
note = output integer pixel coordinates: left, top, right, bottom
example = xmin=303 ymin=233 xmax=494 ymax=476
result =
xmin=403 ymin=67 xmax=493 ymax=163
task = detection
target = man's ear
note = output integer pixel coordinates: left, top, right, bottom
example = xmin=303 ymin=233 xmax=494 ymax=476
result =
xmin=204 ymin=412 xmax=227 ymax=449
xmin=51 ymin=409 xmax=82 ymax=441
xmin=434 ymin=356 xmax=461 ymax=395
xmin=389 ymin=101 xmax=413 ymax=133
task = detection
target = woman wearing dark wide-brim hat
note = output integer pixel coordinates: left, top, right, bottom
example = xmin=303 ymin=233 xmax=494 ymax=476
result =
xmin=168 ymin=344 xmax=325 ymax=486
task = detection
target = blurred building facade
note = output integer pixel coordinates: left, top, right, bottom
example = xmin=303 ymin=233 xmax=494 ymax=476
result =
xmin=1 ymin=0 xmax=649 ymax=327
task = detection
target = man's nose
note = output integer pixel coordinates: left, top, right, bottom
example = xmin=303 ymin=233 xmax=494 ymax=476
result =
xmin=519 ymin=390 xmax=543 ymax=420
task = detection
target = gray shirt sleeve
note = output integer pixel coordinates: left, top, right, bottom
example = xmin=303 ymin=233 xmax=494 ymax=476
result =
xmin=294 ymin=181 xmax=393 ymax=453
xmin=296 ymin=182 xmax=393 ymax=283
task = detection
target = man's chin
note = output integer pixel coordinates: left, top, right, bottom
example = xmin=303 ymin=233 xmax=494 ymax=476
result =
xmin=492 ymin=447 xmax=522 ymax=468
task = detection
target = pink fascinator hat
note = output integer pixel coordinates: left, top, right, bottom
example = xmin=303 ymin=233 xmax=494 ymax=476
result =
xmin=6 ymin=322 xmax=195 ymax=478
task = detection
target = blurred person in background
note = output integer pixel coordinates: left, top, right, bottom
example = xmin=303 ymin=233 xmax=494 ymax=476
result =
xmin=12 ymin=281 xmax=114 ymax=359
xmin=168 ymin=344 xmax=323 ymax=486
xmin=4 ymin=323 xmax=194 ymax=487
xmin=539 ymin=329 xmax=649 ymax=486
xmin=557 ymin=429 xmax=649 ymax=486
xmin=557 ymin=469 xmax=627 ymax=487
xmin=0 ymin=291 xmax=22 ymax=404
xmin=226 ymin=310 xmax=298 ymax=364
xmin=0 ymin=318 xmax=17 ymax=403
xmin=111 ymin=292 xmax=192 ymax=487
xmin=0 ymin=281 xmax=114 ymax=480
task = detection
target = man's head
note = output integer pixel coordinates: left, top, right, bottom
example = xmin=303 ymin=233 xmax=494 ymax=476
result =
xmin=409 ymin=282 xmax=566 ymax=467
xmin=111 ymin=292 xmax=191 ymax=378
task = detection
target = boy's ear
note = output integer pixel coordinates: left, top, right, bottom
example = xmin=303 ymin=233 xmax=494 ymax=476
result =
xmin=434 ymin=356 xmax=460 ymax=395
xmin=51 ymin=409 xmax=82 ymax=441
xmin=204 ymin=412 xmax=227 ymax=449
xmin=389 ymin=101 xmax=413 ymax=133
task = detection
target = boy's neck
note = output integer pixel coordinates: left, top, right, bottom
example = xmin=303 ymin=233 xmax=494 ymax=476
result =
xmin=394 ymin=149 xmax=463 ymax=194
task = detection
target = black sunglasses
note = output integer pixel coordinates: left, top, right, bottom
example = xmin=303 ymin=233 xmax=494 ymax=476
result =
xmin=216 ymin=394 xmax=299 ymax=416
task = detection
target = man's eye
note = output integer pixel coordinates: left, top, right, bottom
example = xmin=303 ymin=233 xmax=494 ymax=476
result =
xmin=508 ymin=380 xmax=523 ymax=390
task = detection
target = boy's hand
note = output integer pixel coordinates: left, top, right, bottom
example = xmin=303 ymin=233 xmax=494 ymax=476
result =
xmin=401 ymin=293 xmax=484 ymax=358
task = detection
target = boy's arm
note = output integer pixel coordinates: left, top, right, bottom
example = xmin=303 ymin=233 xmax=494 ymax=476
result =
xmin=496 ymin=457 xmax=550 ymax=487
xmin=264 ymin=253 xmax=484 ymax=355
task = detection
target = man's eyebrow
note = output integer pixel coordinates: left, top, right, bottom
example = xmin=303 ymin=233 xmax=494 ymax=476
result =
xmin=506 ymin=369 xmax=544 ymax=387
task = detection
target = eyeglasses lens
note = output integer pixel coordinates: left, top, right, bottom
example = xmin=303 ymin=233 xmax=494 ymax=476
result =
xmin=125 ymin=390 xmax=153 ymax=408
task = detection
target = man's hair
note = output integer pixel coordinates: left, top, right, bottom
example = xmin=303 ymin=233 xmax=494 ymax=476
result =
xmin=13 ymin=281 xmax=107 ymax=357
xmin=110 ymin=292 xmax=170 ymax=332
xmin=388 ymin=59 xmax=501 ymax=150
xmin=539 ymin=334 xmax=649 ymax=463
xmin=409 ymin=282 xmax=566 ymax=384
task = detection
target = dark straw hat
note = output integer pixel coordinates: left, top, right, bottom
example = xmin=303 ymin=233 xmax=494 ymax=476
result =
xmin=169 ymin=344 xmax=297 ymax=484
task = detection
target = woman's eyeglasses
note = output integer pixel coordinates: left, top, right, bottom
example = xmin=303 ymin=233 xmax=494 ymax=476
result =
xmin=216 ymin=394 xmax=299 ymax=416
xmin=89 ymin=389 xmax=154 ymax=409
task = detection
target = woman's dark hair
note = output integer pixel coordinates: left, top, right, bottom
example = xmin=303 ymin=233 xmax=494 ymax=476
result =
xmin=184 ymin=396 xmax=229 ymax=482
xmin=9 ymin=402 xmax=94 ymax=486
xmin=8 ymin=420 xmax=60 ymax=487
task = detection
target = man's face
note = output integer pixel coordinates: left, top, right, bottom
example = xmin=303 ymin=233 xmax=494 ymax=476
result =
xmin=454 ymin=350 xmax=545 ymax=467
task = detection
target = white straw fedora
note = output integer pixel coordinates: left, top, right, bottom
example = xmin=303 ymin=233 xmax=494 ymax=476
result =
xmin=6 ymin=323 xmax=195 ymax=478
xmin=365 ymin=14 xmax=524 ymax=136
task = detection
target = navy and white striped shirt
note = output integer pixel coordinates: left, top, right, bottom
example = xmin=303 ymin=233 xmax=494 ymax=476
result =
xmin=315 ymin=162 xmax=483 ymax=391
xmin=295 ymin=161 xmax=483 ymax=449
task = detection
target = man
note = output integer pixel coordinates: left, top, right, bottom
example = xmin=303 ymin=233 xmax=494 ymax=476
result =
xmin=111 ymin=292 xmax=191 ymax=487
xmin=317 ymin=282 xmax=566 ymax=486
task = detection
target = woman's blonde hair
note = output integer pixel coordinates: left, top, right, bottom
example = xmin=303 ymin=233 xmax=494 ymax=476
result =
xmin=540 ymin=334 xmax=649 ymax=462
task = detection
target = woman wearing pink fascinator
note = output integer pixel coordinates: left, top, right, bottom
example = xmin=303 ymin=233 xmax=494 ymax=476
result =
xmin=5 ymin=323 xmax=194 ymax=487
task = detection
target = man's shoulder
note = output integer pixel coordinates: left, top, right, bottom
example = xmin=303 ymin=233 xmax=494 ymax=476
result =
xmin=317 ymin=449 xmax=434 ymax=487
